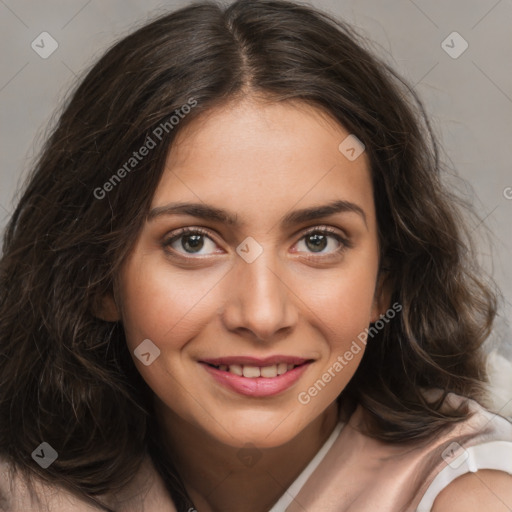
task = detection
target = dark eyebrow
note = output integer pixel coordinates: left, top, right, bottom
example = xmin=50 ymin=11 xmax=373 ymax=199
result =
xmin=148 ymin=199 xmax=367 ymax=228
xmin=281 ymin=200 xmax=367 ymax=229
xmin=148 ymin=202 xmax=238 ymax=225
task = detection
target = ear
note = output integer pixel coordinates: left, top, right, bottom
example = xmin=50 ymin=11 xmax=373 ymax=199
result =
xmin=92 ymin=292 xmax=121 ymax=322
xmin=370 ymin=268 xmax=393 ymax=323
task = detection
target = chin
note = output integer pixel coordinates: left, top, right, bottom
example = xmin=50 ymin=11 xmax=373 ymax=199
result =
xmin=206 ymin=412 xmax=308 ymax=449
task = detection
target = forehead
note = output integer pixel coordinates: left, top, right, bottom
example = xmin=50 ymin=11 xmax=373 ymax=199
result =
xmin=151 ymin=97 xmax=375 ymax=229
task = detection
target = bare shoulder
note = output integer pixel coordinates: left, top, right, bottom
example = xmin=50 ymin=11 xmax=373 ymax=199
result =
xmin=431 ymin=469 xmax=512 ymax=512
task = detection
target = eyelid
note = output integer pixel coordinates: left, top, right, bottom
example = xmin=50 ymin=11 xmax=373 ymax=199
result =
xmin=297 ymin=224 xmax=352 ymax=245
xmin=163 ymin=225 xmax=212 ymax=240
xmin=291 ymin=224 xmax=352 ymax=256
xmin=299 ymin=224 xmax=349 ymax=239
xmin=161 ymin=224 xmax=352 ymax=259
xmin=164 ymin=226 xmax=216 ymax=239
xmin=162 ymin=226 xmax=224 ymax=257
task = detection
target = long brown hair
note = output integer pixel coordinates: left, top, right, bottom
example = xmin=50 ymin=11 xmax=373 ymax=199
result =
xmin=0 ymin=0 xmax=497 ymax=510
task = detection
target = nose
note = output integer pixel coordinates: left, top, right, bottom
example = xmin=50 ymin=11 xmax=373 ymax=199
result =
xmin=220 ymin=250 xmax=299 ymax=342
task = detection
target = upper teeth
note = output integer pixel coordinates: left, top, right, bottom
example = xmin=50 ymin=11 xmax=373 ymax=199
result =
xmin=215 ymin=363 xmax=296 ymax=378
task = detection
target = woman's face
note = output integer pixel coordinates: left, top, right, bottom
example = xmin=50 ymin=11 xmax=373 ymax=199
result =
xmin=115 ymin=97 xmax=386 ymax=448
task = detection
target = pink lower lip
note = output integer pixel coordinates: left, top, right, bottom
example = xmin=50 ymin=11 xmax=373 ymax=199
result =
xmin=201 ymin=362 xmax=311 ymax=397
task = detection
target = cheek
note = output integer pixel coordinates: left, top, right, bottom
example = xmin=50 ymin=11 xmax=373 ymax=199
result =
xmin=296 ymin=270 xmax=374 ymax=407
xmin=307 ymin=258 xmax=379 ymax=346
xmin=118 ymin=254 xmax=221 ymax=350
xmin=299 ymin=251 xmax=379 ymax=401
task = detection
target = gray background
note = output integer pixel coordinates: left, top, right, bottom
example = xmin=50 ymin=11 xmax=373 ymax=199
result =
xmin=1 ymin=1 xmax=511 ymax=387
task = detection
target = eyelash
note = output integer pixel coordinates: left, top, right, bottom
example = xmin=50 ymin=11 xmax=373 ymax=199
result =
xmin=162 ymin=226 xmax=352 ymax=260
xmin=294 ymin=226 xmax=352 ymax=258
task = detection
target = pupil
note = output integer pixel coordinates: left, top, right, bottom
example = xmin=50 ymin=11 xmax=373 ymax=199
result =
xmin=306 ymin=233 xmax=327 ymax=252
xmin=183 ymin=234 xmax=204 ymax=252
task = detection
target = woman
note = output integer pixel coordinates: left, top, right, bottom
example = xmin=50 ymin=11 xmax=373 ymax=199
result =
xmin=1 ymin=1 xmax=511 ymax=510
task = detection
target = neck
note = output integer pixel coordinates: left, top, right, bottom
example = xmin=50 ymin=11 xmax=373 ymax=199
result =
xmin=155 ymin=401 xmax=339 ymax=512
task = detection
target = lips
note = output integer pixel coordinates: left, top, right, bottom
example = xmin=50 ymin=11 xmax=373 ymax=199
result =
xmin=199 ymin=356 xmax=313 ymax=397
xmin=201 ymin=356 xmax=310 ymax=366
xmin=200 ymin=356 xmax=310 ymax=378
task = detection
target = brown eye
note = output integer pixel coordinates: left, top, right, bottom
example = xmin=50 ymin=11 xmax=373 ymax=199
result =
xmin=294 ymin=227 xmax=350 ymax=256
xmin=180 ymin=233 xmax=205 ymax=253
xmin=304 ymin=233 xmax=328 ymax=252
xmin=163 ymin=228 xmax=220 ymax=256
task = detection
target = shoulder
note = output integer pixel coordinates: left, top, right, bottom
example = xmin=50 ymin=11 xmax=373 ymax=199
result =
xmin=431 ymin=469 xmax=512 ymax=512
xmin=412 ymin=391 xmax=512 ymax=511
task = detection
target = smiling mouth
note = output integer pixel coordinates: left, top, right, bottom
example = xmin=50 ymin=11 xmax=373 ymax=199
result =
xmin=199 ymin=357 xmax=314 ymax=397
xmin=203 ymin=362 xmax=306 ymax=378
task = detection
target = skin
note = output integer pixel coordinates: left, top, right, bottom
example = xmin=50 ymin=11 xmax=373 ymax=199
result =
xmin=104 ymin=96 xmax=389 ymax=511
xmin=432 ymin=469 xmax=512 ymax=511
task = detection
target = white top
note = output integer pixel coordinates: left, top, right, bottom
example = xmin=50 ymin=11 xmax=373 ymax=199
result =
xmin=266 ymin=414 xmax=512 ymax=512
xmin=2 ymin=392 xmax=511 ymax=511
xmin=267 ymin=421 xmax=345 ymax=512
xmin=416 ymin=440 xmax=512 ymax=511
